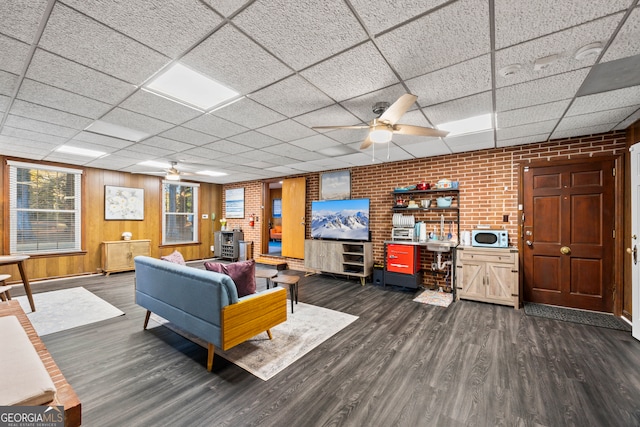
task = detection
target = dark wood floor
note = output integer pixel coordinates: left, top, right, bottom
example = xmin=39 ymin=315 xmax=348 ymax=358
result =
xmin=14 ymin=262 xmax=640 ymax=427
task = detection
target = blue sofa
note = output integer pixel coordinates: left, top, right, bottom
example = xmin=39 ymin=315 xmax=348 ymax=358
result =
xmin=134 ymin=256 xmax=287 ymax=371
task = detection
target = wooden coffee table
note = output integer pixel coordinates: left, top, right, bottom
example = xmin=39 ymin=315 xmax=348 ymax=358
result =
xmin=256 ymin=269 xmax=278 ymax=290
xmin=271 ymin=274 xmax=300 ymax=313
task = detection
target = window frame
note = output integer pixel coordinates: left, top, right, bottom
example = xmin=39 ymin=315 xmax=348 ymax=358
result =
xmin=161 ymin=180 xmax=199 ymax=245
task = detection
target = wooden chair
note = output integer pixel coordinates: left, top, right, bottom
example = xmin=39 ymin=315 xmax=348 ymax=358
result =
xmin=0 ymin=274 xmax=12 ymax=301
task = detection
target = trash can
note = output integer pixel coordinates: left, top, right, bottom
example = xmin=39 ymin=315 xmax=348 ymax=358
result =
xmin=238 ymin=240 xmax=253 ymax=261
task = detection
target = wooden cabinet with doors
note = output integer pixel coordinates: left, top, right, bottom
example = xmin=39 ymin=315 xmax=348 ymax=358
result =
xmin=455 ymin=246 xmax=519 ymax=309
xmin=102 ymin=239 xmax=151 ymax=275
xmin=305 ymin=239 xmax=373 ymax=285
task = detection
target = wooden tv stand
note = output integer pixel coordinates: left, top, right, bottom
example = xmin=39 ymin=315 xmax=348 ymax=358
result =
xmin=304 ymin=239 xmax=373 ymax=285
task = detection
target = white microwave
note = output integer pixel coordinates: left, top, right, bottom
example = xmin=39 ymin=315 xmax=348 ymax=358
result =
xmin=472 ymin=229 xmax=509 ymax=248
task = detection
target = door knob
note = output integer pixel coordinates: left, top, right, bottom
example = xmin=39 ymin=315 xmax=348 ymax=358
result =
xmin=525 ymin=240 xmax=533 ymax=246
xmin=560 ymin=246 xmax=571 ymax=255
xmin=627 ymin=246 xmax=638 ymax=264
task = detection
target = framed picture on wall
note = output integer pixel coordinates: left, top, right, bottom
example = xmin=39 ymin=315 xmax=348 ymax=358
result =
xmin=273 ymin=198 xmax=282 ymax=218
xmin=105 ymin=186 xmax=144 ymax=220
xmin=225 ymin=188 xmax=244 ymax=218
xmin=320 ymin=170 xmax=351 ymax=200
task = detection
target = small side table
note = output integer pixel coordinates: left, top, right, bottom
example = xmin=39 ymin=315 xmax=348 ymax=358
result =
xmin=0 ymin=255 xmax=33 ymax=311
xmin=271 ymin=274 xmax=300 ymax=313
xmin=256 ymin=269 xmax=278 ymax=290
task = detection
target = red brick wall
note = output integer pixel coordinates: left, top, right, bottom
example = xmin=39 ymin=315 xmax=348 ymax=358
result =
xmin=223 ymin=131 xmax=626 ymax=285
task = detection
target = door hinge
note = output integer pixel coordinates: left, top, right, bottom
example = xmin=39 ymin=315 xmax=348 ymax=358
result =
xmin=613 ymin=167 xmax=616 ymax=177
xmin=613 ymin=229 xmax=616 ymax=239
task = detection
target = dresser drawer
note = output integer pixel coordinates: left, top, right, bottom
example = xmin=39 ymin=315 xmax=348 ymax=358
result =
xmin=457 ymin=248 xmax=516 ymax=264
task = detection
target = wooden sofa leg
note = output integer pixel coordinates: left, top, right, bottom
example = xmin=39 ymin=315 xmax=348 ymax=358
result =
xmin=143 ymin=310 xmax=151 ymax=330
xmin=207 ymin=344 xmax=215 ymax=372
xmin=266 ymin=329 xmax=273 ymax=340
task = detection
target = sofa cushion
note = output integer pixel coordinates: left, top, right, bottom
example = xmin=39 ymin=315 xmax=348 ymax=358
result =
xmin=205 ymin=259 xmax=256 ymax=297
xmin=161 ymin=250 xmax=186 ymax=265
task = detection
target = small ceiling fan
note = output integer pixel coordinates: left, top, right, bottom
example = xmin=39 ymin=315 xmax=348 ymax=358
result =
xmin=134 ymin=161 xmax=193 ymax=181
xmin=312 ymin=94 xmax=448 ymax=149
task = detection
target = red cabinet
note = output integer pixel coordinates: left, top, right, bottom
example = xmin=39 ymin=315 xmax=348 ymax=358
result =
xmin=386 ymin=244 xmax=420 ymax=274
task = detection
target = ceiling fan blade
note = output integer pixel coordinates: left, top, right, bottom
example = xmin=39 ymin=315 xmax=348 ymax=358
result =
xmin=393 ymin=124 xmax=449 ymax=138
xmin=378 ymin=94 xmax=417 ymax=125
xmin=360 ymin=134 xmax=373 ymax=150
xmin=312 ymin=125 xmax=370 ymax=130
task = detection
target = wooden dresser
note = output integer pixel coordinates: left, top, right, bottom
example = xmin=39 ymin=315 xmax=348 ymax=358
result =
xmin=101 ymin=239 xmax=151 ymax=276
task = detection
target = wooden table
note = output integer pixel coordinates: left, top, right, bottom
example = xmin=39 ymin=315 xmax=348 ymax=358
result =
xmin=271 ymin=274 xmax=300 ymax=313
xmin=0 ymin=300 xmax=81 ymax=426
xmin=0 ymin=255 xmax=34 ymax=312
xmin=256 ymin=269 xmax=278 ymax=289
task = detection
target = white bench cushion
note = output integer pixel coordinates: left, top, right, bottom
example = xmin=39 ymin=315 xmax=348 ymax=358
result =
xmin=0 ymin=315 xmax=57 ymax=405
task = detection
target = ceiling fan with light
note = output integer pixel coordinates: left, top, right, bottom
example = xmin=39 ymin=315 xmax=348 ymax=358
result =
xmin=133 ymin=160 xmax=194 ymax=181
xmin=312 ymin=94 xmax=448 ymax=149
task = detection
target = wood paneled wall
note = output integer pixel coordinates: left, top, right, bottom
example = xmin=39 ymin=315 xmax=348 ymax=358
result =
xmin=1 ymin=157 xmax=222 ymax=283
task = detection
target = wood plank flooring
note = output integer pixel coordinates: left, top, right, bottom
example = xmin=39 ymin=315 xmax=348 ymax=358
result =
xmin=12 ymin=263 xmax=640 ymax=427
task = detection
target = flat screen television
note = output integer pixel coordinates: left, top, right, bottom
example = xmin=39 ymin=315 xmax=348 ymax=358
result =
xmin=311 ymin=198 xmax=370 ymax=241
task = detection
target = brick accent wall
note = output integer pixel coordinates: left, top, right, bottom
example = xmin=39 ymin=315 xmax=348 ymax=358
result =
xmin=223 ymin=131 xmax=626 ymax=287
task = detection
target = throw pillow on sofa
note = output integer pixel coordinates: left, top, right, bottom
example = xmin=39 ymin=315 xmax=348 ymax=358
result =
xmin=204 ymin=259 xmax=256 ymax=297
xmin=161 ymin=250 xmax=186 ymax=265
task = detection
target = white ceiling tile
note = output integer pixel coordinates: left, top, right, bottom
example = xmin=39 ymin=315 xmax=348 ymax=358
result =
xmin=179 ymin=146 xmax=220 ymax=160
xmin=294 ymin=104 xmax=361 ymax=129
xmin=62 ymin=0 xmax=223 ymax=58
xmin=389 ymin=133 xmax=441 ymax=147
xmin=303 ymin=157 xmax=352 ymax=171
xmin=0 ymin=144 xmax=48 ymax=158
xmin=567 ymin=85 xmax=640 ymax=116
xmin=555 ymin=106 xmax=637 ymax=131
xmin=0 ymin=135 xmax=57 ymax=152
xmin=340 ymin=84 xmax=409 ymax=122
xmin=26 ymin=49 xmax=136 ymax=104
xmin=367 ymin=144 xmax=416 ymax=162
xmin=183 ymin=114 xmax=248 ymax=138
xmin=234 ymin=0 xmax=367 ymax=70
xmin=206 ymin=0 xmax=252 ymax=17
xmin=265 ymin=165 xmax=304 ymax=175
xmin=227 ymin=131 xmax=282 ymax=149
xmin=0 ymin=0 xmax=49 ymax=43
xmin=287 ymin=150 xmax=326 ymax=162
xmin=377 ymin=0 xmax=490 ymax=79
xmin=495 ymin=14 xmax=623 ymax=88
xmin=496 ymin=69 xmax=590 ymax=112
xmin=602 ymin=7 xmax=640 ymax=62
xmin=249 ymin=75 xmax=334 ymax=117
xmin=324 ymin=128 xmax=369 ymax=144
xmin=349 ymin=0 xmax=449 ymax=34
xmin=60 ymin=139 xmax=121 ymax=154
xmin=286 ymin=161 xmax=330 ymax=172
xmin=496 ymin=119 xmax=557 ymax=141
xmin=39 ymin=4 xmax=170 ymax=85
xmin=300 ymin=42 xmax=399 ymax=101
xmin=288 ymin=134 xmax=341 ymax=150
xmin=551 ymin=124 xmax=616 ymax=140
xmin=397 ymin=139 xmax=452 ymax=158
xmin=160 ymin=127 xmax=217 ymax=146
xmin=422 ymin=91 xmax=493 ymax=125
xmin=334 ymin=152 xmax=382 ymax=166
xmin=141 ymin=136 xmax=197 ymax=152
xmin=406 ymin=55 xmax=492 ymax=106
xmin=497 ymin=134 xmax=549 ymax=147
xmin=10 ymin=99 xmax=93 ymax=129
xmin=0 ymin=94 xmax=9 ymax=112
xmin=85 ymin=155 xmax=138 ymax=169
xmin=1 ymin=126 xmax=68 ymax=145
xmin=115 ymin=143 xmax=175 ymax=158
xmin=120 ymin=90 xmax=202 ymax=125
xmin=202 ymin=140 xmax=253 ymax=155
xmin=101 ymin=108 xmax=174 ymax=135
xmin=5 ymin=114 xmax=78 ymax=138
xmin=262 ymin=143 xmax=310 ymax=157
xmin=445 ymin=130 xmax=495 ymax=153
xmin=316 ymin=145 xmax=359 ymax=157
xmin=494 ymin=0 xmax=629 ymax=49
xmin=17 ymin=79 xmax=111 ymax=119
xmin=497 ymin=100 xmax=571 ymax=129
xmin=0 ymin=70 xmax=19 ymax=96
xmin=71 ymin=131 xmax=136 ymax=150
xmin=0 ymin=33 xmax=30 ymax=74
xmin=257 ymin=119 xmax=316 ymax=142
xmin=211 ymin=98 xmax=286 ymax=129
xmin=42 ymin=153 xmax=92 ymax=165
xmin=182 ymin=25 xmax=292 ymax=95
xmin=614 ymin=108 xmax=640 ymax=130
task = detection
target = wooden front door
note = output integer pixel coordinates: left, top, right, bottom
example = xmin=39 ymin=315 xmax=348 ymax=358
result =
xmin=282 ymin=177 xmax=306 ymax=259
xmin=522 ymin=159 xmax=616 ymax=312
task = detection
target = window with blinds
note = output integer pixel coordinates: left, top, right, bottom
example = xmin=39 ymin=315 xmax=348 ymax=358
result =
xmin=8 ymin=161 xmax=82 ymax=254
xmin=162 ymin=181 xmax=199 ymax=245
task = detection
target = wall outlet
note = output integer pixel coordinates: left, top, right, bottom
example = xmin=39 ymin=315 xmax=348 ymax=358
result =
xmin=202 ymin=214 xmax=208 ymax=219
xmin=210 ymin=245 xmax=214 ymax=252
xmin=503 ymin=214 xmax=509 ymax=222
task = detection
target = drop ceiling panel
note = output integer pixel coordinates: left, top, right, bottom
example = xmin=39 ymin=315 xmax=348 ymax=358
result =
xmin=0 ymin=0 xmax=49 ymax=43
xmin=339 ymin=84 xmax=409 ymax=122
xmin=71 ymin=131 xmax=136 ymax=150
xmin=614 ymin=109 xmax=640 ymax=130
xmin=400 ymin=139 xmax=452 ymax=158
xmin=11 ymin=99 xmax=92 ymax=129
xmin=567 ymin=85 xmax=640 ymax=116
xmin=406 ymin=55 xmax=492 ymax=106
xmin=101 ymin=108 xmax=174 ymax=135
xmin=183 ymin=114 xmax=248 ymax=139
xmin=233 ymin=0 xmax=367 ymax=70
xmin=115 ymin=143 xmax=175 ymax=158
xmin=5 ymin=114 xmax=78 ymax=138
xmin=257 ymin=119 xmax=316 ymax=142
xmin=421 ymin=91 xmax=493 ymax=125
xmin=0 ymin=70 xmax=19 ymax=96
xmin=445 ymin=130 xmax=495 ymax=153
xmin=494 ymin=0 xmax=629 ymax=49
xmin=349 ymin=0 xmax=449 ymax=34
xmin=38 ymin=4 xmax=170 ymax=85
xmin=159 ymin=126 xmax=217 ymax=146
xmin=211 ymin=98 xmax=286 ymax=129
xmin=293 ymin=104 xmax=361 ymax=129
xmin=335 ymin=152 xmax=382 ymax=166
xmin=182 ymin=25 xmax=292 ymax=95
xmin=555 ymin=106 xmax=637 ymax=131
xmin=0 ymin=95 xmax=9 ymax=113
xmin=497 ymin=134 xmax=549 ymax=147
xmin=1 ymin=126 xmax=68 ymax=145
xmin=300 ymin=42 xmax=399 ymax=101
xmin=367 ymin=144 xmax=416 ymax=162
xmin=202 ymin=140 xmax=253 ymax=155
xmin=205 ymin=0 xmax=252 ymax=17
xmin=316 ymin=145 xmax=359 ymax=157
xmin=249 ymin=75 xmax=333 ymax=117
xmin=376 ymin=0 xmax=490 ymax=79
xmin=17 ymin=79 xmax=111 ymax=119
xmin=601 ymin=6 xmax=640 ymax=62
xmin=551 ymin=124 xmax=616 ymax=140
xmin=496 ymin=119 xmax=557 ymax=141
xmin=62 ymin=0 xmax=223 ymax=58
xmin=497 ymin=100 xmax=571 ymax=129
xmin=85 ymin=155 xmax=139 ymax=169
xmin=26 ymin=49 xmax=136 ymax=104
xmin=120 ymin=90 xmax=202 ymax=125
xmin=62 ymin=140 xmax=123 ymax=154
xmin=495 ymin=14 xmax=622 ymax=88
xmin=42 ymin=153 xmax=92 ymax=165
xmin=495 ymin=69 xmax=590 ymax=112
xmin=288 ymin=134 xmax=342 ymax=150
xmin=0 ymin=33 xmax=30 ymax=75
xmin=228 ymin=131 xmax=282 ymax=149
xmin=140 ymin=136 xmax=196 ymax=153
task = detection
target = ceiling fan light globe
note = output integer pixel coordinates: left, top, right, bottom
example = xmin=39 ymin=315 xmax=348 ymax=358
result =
xmin=370 ymin=128 xmax=393 ymax=143
xmin=165 ymin=173 xmax=180 ymax=181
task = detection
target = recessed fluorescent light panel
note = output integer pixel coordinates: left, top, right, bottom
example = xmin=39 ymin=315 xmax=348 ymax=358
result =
xmin=85 ymin=120 xmax=150 ymax=142
xmin=56 ymin=145 xmax=107 ymax=158
xmin=145 ymin=63 xmax=239 ymax=110
xmin=197 ymin=170 xmax=228 ymax=177
xmin=437 ymin=114 xmax=493 ymax=137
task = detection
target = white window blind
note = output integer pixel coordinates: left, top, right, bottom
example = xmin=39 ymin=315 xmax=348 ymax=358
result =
xmin=162 ymin=181 xmax=199 ymax=245
xmin=8 ymin=161 xmax=82 ymax=254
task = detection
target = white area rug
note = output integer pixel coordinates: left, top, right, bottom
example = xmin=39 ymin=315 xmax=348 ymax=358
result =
xmin=149 ymin=302 xmax=358 ymax=381
xmin=16 ymin=287 xmax=124 ymax=336
xmin=413 ymin=289 xmax=454 ymax=307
